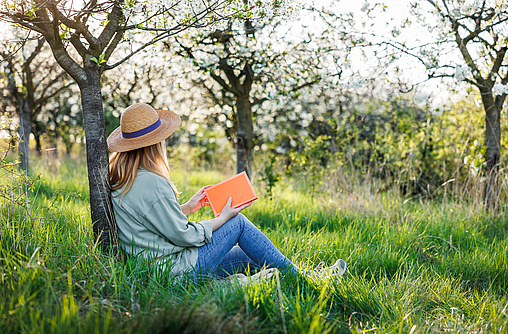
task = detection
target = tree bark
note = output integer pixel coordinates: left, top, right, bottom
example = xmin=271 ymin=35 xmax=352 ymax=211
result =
xmin=33 ymin=121 xmax=43 ymax=156
xmin=78 ymin=67 xmax=118 ymax=255
xmin=481 ymin=89 xmax=502 ymax=210
xmin=35 ymin=135 xmax=42 ymax=157
xmin=18 ymin=98 xmax=31 ymax=173
xmin=236 ymin=94 xmax=254 ymax=176
xmin=47 ymin=137 xmax=58 ymax=160
xmin=65 ymin=143 xmax=73 ymax=157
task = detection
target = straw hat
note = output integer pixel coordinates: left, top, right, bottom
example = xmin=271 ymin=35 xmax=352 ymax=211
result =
xmin=107 ymin=103 xmax=181 ymax=152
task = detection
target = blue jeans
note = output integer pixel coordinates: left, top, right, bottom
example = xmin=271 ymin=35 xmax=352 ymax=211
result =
xmin=193 ymin=214 xmax=297 ymax=278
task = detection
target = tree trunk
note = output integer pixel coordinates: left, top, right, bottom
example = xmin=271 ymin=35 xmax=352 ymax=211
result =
xmin=236 ymin=94 xmax=254 ymax=176
xmin=47 ymin=138 xmax=58 ymax=160
xmin=78 ymin=68 xmax=118 ymax=255
xmin=481 ymin=90 xmax=502 ymax=211
xmin=65 ymin=143 xmax=73 ymax=157
xmin=18 ymin=98 xmax=31 ymax=173
xmin=35 ymin=135 xmax=42 ymax=157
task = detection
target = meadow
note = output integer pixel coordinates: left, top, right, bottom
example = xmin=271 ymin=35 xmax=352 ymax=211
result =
xmin=1 ymin=154 xmax=507 ymax=334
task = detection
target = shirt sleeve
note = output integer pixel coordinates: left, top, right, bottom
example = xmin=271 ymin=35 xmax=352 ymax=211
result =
xmin=143 ymin=191 xmax=212 ymax=248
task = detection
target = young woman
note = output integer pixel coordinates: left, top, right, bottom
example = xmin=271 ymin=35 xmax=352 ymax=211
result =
xmin=107 ymin=103 xmax=346 ymax=280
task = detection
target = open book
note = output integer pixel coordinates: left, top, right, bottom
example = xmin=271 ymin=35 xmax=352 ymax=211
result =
xmin=204 ymin=171 xmax=258 ymax=217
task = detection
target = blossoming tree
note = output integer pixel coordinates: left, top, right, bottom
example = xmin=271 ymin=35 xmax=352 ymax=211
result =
xmin=408 ymin=0 xmax=508 ymax=209
xmin=172 ymin=9 xmax=345 ymax=176
xmin=1 ymin=36 xmax=73 ymax=172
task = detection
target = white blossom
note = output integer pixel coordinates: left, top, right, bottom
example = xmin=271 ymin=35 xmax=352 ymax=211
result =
xmin=390 ymin=27 xmax=401 ymax=38
xmin=454 ymin=65 xmax=471 ymax=81
xmin=413 ymin=92 xmax=430 ymax=105
xmin=361 ymin=2 xmax=369 ymax=12
xmin=492 ymin=83 xmax=508 ymax=96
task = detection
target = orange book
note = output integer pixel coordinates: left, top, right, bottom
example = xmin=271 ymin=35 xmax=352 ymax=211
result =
xmin=204 ymin=171 xmax=258 ymax=217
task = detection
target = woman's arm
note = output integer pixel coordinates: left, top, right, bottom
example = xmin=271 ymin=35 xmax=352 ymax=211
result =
xmin=181 ymin=186 xmax=210 ymax=216
xmin=146 ymin=192 xmax=213 ymax=247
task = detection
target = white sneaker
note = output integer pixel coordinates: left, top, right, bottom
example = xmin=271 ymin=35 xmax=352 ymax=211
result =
xmin=223 ymin=267 xmax=278 ymax=286
xmin=336 ymin=259 xmax=347 ymax=276
xmin=248 ymin=267 xmax=278 ymax=283
xmin=224 ymin=273 xmax=249 ymax=285
xmin=310 ymin=259 xmax=347 ymax=280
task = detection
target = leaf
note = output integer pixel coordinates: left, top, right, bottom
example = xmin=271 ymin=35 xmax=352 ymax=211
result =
xmin=90 ymin=54 xmax=106 ymax=67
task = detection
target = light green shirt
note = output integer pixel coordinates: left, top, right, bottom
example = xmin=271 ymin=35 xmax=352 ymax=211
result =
xmin=111 ymin=169 xmax=212 ymax=275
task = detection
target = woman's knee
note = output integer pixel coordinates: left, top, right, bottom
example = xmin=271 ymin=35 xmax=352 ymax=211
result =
xmin=236 ymin=213 xmax=256 ymax=227
xmin=224 ymin=213 xmax=250 ymax=230
xmin=223 ymin=213 xmax=244 ymax=229
xmin=236 ymin=213 xmax=247 ymax=222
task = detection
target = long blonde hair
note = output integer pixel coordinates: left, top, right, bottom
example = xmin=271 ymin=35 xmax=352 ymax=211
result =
xmin=109 ymin=141 xmax=178 ymax=198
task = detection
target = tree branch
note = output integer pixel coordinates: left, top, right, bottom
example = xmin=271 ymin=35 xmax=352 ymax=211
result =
xmin=252 ymin=97 xmax=268 ymax=106
xmin=210 ymin=70 xmax=238 ymax=95
xmin=76 ymin=0 xmax=99 ymax=25
xmin=104 ymin=21 xmax=206 ymax=71
xmin=103 ymin=31 xmax=123 ymax=63
xmin=288 ymin=76 xmax=321 ymax=93
xmin=241 ymin=63 xmax=253 ymax=94
xmin=25 ymin=1 xmax=86 ymax=84
xmin=218 ymin=58 xmax=241 ymax=94
xmin=98 ymin=3 xmax=123 ymax=50
xmin=34 ymin=82 xmax=75 ymax=115
xmin=37 ymin=71 xmax=69 ymax=100
xmin=487 ymin=47 xmax=507 ymax=85
xmin=45 ymin=2 xmax=99 ymax=50
xmin=2 ymin=15 xmax=46 ymax=34
xmin=25 ymin=38 xmax=45 ymax=67
xmin=438 ymin=2 xmax=482 ymax=80
xmin=199 ymin=80 xmax=224 ymax=106
xmin=69 ymin=33 xmax=88 ymax=58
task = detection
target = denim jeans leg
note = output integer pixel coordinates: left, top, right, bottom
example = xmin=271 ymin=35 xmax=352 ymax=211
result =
xmin=234 ymin=214 xmax=296 ymax=272
xmin=194 ymin=214 xmax=297 ymax=278
xmin=194 ymin=215 xmax=246 ymax=278
xmin=213 ymin=246 xmax=260 ymax=278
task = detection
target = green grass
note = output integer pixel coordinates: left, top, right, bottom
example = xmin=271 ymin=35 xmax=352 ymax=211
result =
xmin=1 ymin=157 xmax=507 ymax=333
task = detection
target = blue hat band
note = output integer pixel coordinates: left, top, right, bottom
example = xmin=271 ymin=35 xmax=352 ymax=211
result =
xmin=122 ymin=118 xmax=161 ymax=139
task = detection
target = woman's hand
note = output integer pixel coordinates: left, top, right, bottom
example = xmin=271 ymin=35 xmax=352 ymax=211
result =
xmin=219 ymin=197 xmax=252 ymax=221
xmin=181 ymin=186 xmax=211 ymax=216
xmin=210 ymin=197 xmax=252 ymax=231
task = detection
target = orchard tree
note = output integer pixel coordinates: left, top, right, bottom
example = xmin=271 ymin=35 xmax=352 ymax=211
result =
xmin=338 ymin=0 xmax=508 ymax=207
xmin=173 ymin=12 xmax=328 ymax=176
xmin=0 ymin=0 xmax=297 ymax=253
xmin=1 ymin=37 xmax=73 ymax=172
xmin=406 ymin=0 xmax=508 ymax=209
